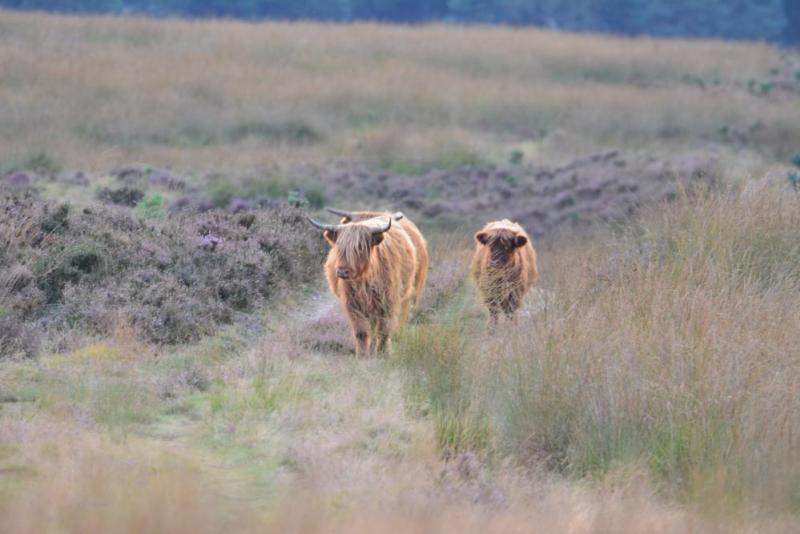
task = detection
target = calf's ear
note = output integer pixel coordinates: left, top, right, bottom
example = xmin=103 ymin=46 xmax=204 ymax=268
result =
xmin=514 ymin=235 xmax=528 ymax=248
xmin=371 ymin=233 xmax=385 ymax=246
xmin=323 ymin=230 xmax=337 ymax=245
xmin=475 ymin=232 xmax=489 ymax=245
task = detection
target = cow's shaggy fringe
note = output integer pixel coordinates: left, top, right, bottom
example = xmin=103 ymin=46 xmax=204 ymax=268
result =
xmin=394 ymin=184 xmax=800 ymax=518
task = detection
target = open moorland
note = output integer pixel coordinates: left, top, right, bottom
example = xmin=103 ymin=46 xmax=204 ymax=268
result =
xmin=1 ymin=9 xmax=800 ymax=533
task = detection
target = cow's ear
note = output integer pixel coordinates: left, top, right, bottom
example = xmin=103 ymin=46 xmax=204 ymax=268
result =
xmin=371 ymin=233 xmax=385 ymax=246
xmin=323 ymin=230 xmax=337 ymax=245
xmin=475 ymin=232 xmax=489 ymax=245
xmin=514 ymin=235 xmax=528 ymax=248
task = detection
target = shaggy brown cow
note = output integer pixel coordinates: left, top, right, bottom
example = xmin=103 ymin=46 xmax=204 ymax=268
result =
xmin=471 ymin=219 xmax=538 ymax=324
xmin=326 ymin=208 xmax=428 ymax=304
xmin=309 ymin=210 xmax=428 ymax=357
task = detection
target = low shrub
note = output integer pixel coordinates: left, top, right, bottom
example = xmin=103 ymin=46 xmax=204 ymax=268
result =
xmin=0 ymin=193 xmax=326 ymax=355
xmin=18 ymin=151 xmax=61 ymax=176
xmin=97 ymin=186 xmax=145 ymax=207
xmin=136 ymin=193 xmax=165 ymax=219
xmin=225 ymin=119 xmax=323 ymax=145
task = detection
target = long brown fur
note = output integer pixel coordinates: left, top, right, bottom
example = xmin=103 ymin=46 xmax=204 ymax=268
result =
xmin=333 ymin=210 xmax=428 ymax=305
xmin=320 ymin=212 xmax=428 ymax=357
xmin=471 ymin=219 xmax=538 ymax=324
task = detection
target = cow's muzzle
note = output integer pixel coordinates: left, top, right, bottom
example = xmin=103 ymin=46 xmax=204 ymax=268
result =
xmin=336 ymin=268 xmax=352 ymax=279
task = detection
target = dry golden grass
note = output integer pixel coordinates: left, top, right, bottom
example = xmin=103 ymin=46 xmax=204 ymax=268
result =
xmin=0 ymin=416 xmax=782 ymax=534
xmin=394 ymin=183 xmax=800 ymax=524
xmin=1 ymin=10 xmax=797 ymax=173
xmin=1 ymin=422 xmax=793 ymax=533
xmin=2 ymin=9 xmax=800 ymax=532
xmin=2 ymin=184 xmax=799 ymax=532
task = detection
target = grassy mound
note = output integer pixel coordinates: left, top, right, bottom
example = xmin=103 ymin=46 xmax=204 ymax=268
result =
xmin=0 ymin=192 xmax=325 ymax=356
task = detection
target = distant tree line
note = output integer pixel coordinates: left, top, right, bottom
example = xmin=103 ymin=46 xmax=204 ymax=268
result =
xmin=1 ymin=0 xmax=798 ymax=44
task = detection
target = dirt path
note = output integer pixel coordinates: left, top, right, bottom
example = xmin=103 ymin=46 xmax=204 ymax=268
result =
xmin=134 ymin=287 xmax=441 ymax=519
xmin=2 ymin=286 xmax=765 ymax=533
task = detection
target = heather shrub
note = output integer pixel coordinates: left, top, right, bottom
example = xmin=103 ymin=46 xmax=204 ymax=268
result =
xmin=97 ymin=186 xmax=145 ymax=207
xmin=0 ymin=193 xmax=325 ymax=355
xmin=0 ymin=316 xmax=40 ymax=359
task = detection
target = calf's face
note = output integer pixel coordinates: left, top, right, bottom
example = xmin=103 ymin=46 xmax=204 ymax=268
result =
xmin=475 ymin=230 xmax=527 ymax=268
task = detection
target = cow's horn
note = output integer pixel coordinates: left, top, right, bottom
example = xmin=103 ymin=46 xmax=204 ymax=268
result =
xmin=371 ymin=217 xmax=392 ymax=235
xmin=392 ymin=212 xmax=404 ymax=221
xmin=326 ymin=207 xmax=355 ymax=219
xmin=307 ymin=217 xmax=341 ymax=232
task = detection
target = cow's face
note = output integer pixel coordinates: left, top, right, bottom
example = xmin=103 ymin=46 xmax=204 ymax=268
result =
xmin=476 ymin=230 xmax=527 ymax=268
xmin=325 ymin=224 xmax=386 ymax=281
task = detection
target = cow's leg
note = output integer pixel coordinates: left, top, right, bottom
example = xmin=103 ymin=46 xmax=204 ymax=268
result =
xmin=346 ymin=312 xmax=371 ymax=357
xmin=354 ymin=329 xmax=370 ymax=358
xmin=367 ymin=319 xmax=381 ymax=356
xmin=375 ymin=316 xmax=395 ymax=354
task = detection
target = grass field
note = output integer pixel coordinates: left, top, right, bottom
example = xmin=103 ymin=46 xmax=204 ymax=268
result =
xmin=2 ymin=9 xmax=800 ymax=533
xmin=1 ymin=9 xmax=799 ymax=176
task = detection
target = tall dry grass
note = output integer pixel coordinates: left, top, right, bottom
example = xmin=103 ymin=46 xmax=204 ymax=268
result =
xmin=2 ymin=187 xmax=799 ymax=532
xmin=1 ymin=419 xmax=786 ymax=534
xmin=0 ymin=10 xmax=797 ymax=172
xmin=395 ymin=184 xmax=800 ymax=518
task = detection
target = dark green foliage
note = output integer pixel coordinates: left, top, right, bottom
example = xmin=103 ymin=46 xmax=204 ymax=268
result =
xmin=97 ymin=186 xmax=145 ymax=207
xmin=601 ymin=0 xmax=786 ymax=41
xmin=136 ymin=193 xmax=165 ymax=219
xmin=39 ymin=203 xmax=70 ymax=234
xmin=785 ymin=0 xmax=800 ymax=44
xmin=35 ymin=242 xmax=104 ymax=304
xmin=747 ymin=78 xmax=775 ymax=96
xmin=2 ymin=151 xmax=63 ymax=177
xmin=225 ymin=120 xmax=323 ymax=144
xmin=788 ymin=171 xmax=800 ymax=191
xmin=201 ymin=173 xmax=326 ymax=212
xmin=0 ymin=0 xmax=792 ymax=42
xmin=14 ymin=0 xmax=123 ymax=12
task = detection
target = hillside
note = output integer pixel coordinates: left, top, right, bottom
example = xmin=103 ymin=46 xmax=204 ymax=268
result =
xmin=1 ymin=11 xmax=800 ymax=533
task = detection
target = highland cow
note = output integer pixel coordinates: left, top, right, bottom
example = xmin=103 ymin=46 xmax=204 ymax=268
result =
xmin=309 ymin=210 xmax=428 ymax=356
xmin=326 ymin=208 xmax=428 ymax=304
xmin=471 ymin=219 xmax=538 ymax=325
